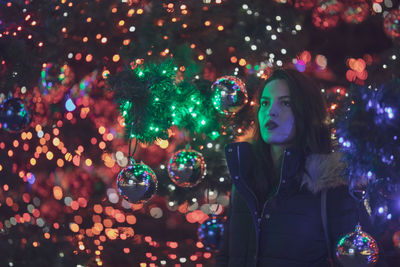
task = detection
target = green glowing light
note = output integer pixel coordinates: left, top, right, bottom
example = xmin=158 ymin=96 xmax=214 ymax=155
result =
xmin=337 ymin=235 xmax=348 ymax=247
xmin=210 ymin=131 xmax=220 ymax=140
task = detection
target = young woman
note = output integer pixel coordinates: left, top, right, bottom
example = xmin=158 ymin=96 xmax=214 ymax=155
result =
xmin=216 ymin=69 xmax=386 ymax=267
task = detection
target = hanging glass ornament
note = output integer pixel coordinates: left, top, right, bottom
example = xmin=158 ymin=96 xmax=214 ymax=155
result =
xmin=197 ymin=216 xmax=225 ymax=251
xmin=349 ymin=175 xmax=371 ymax=201
xmin=39 ymin=63 xmax=74 ymax=103
xmin=211 ymin=76 xmax=248 ymax=115
xmin=168 ymin=149 xmax=206 ymax=188
xmin=383 ymin=8 xmax=400 ymax=40
xmin=312 ymin=0 xmax=343 ymax=29
xmin=336 ymin=223 xmax=379 ymax=267
xmin=117 ymin=162 xmax=157 ymax=204
xmin=0 ymin=97 xmax=31 ymax=133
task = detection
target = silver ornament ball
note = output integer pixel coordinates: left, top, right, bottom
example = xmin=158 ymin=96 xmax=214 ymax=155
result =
xmin=117 ymin=163 xmax=157 ymax=204
xmin=168 ymin=149 xmax=206 ymax=188
xmin=211 ymin=76 xmax=248 ymax=115
xmin=336 ymin=223 xmax=379 ymax=267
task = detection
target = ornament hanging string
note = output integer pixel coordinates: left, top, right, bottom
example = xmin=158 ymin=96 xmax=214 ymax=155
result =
xmin=348 ymin=178 xmax=372 ymax=224
xmin=128 ymin=122 xmax=139 ymax=165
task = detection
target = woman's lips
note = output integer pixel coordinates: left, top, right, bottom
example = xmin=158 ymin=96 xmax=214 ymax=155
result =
xmin=265 ymin=120 xmax=278 ymax=130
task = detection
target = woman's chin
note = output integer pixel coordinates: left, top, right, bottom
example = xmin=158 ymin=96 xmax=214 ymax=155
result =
xmin=262 ymin=136 xmax=286 ymax=145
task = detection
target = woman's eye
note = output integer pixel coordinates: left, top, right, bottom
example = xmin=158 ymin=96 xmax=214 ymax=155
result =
xmin=282 ymin=100 xmax=291 ymax=107
xmin=261 ymin=101 xmax=269 ymax=107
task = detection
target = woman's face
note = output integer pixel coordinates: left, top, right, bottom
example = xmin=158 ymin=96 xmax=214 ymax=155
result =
xmin=258 ymin=79 xmax=296 ymax=145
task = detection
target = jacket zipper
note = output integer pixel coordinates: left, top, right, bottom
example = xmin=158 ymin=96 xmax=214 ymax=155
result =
xmin=256 ymin=148 xmax=287 ymax=266
xmin=236 ymin=145 xmax=288 ymax=266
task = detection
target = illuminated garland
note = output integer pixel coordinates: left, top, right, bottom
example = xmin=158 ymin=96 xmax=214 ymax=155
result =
xmin=108 ymin=60 xmax=227 ymax=143
xmin=108 ymin=60 xmax=177 ymax=143
xmin=173 ymin=80 xmax=222 ymax=139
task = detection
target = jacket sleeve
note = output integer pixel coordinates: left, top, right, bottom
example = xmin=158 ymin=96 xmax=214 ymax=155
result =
xmin=327 ymin=186 xmax=388 ymax=267
xmin=215 ymin=185 xmax=234 ymax=267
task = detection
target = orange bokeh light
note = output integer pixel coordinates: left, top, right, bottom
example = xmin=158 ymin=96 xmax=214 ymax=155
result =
xmin=94 ymin=204 xmax=103 ymax=214
xmin=57 ymin=159 xmax=64 ymax=167
xmin=126 ymin=215 xmax=137 ymax=225
xmin=103 ymin=219 xmax=113 ymax=228
xmin=74 ymin=215 xmax=83 ymax=224
xmin=53 ymin=186 xmax=63 ymax=200
xmin=70 ymin=223 xmax=79 ymax=232
xmin=86 ymin=54 xmax=93 ymax=62
xmin=71 ymin=201 xmax=79 ymax=210
xmin=300 ymin=51 xmax=311 ymax=63
xmin=112 ymin=54 xmax=120 ymax=62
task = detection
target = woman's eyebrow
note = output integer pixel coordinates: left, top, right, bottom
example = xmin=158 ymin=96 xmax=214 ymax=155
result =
xmin=260 ymin=96 xmax=290 ymax=100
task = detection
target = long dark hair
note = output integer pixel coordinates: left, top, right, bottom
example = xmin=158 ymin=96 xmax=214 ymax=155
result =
xmin=251 ymin=68 xmax=332 ymax=198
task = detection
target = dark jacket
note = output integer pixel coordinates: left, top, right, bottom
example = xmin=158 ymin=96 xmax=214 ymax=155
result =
xmin=216 ymin=142 xmax=386 ymax=267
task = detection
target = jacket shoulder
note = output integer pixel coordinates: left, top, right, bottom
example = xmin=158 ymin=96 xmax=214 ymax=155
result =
xmin=225 ymin=142 xmax=253 ymax=165
xmin=224 ymin=142 xmax=254 ymax=180
xmin=224 ymin=142 xmax=252 ymax=153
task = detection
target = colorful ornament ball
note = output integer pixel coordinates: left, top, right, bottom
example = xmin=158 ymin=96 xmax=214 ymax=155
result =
xmin=290 ymin=0 xmax=317 ymax=11
xmin=168 ymin=149 xmax=206 ymax=188
xmin=117 ymin=162 xmax=158 ymax=204
xmin=312 ymin=0 xmax=343 ymax=29
xmin=0 ymin=97 xmax=31 ymax=133
xmin=383 ymin=8 xmax=400 ymax=39
xmin=336 ymin=223 xmax=379 ymax=267
xmin=197 ymin=216 xmax=225 ymax=252
xmin=211 ymin=76 xmax=248 ymax=115
xmin=341 ymin=0 xmax=369 ymax=24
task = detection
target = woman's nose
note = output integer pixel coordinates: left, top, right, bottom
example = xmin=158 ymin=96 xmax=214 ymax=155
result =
xmin=268 ymin=104 xmax=279 ymax=117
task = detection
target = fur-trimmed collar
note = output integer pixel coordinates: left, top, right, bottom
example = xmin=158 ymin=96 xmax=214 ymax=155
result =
xmin=301 ymin=152 xmax=348 ymax=194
